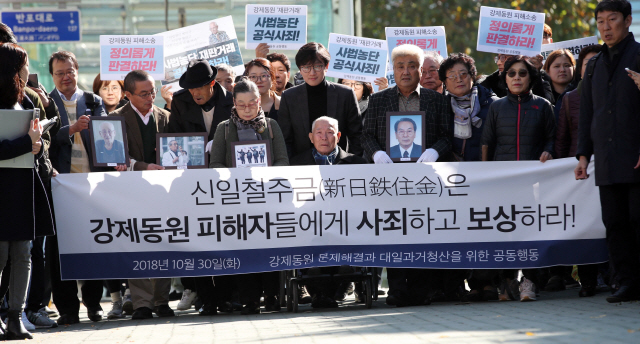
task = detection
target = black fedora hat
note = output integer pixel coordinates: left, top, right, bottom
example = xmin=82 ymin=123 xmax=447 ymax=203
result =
xmin=179 ymin=59 xmax=218 ymax=89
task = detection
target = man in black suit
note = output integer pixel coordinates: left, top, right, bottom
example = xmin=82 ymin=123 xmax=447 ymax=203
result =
xmin=389 ymin=117 xmax=422 ymax=159
xmin=362 ymin=44 xmax=450 ymax=307
xmin=278 ymin=42 xmax=363 ymax=158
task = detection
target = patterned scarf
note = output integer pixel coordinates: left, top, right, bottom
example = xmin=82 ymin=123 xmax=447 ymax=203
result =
xmin=231 ymin=107 xmax=267 ymax=134
xmin=451 ymin=86 xmax=482 ymax=139
xmin=312 ymin=147 xmax=339 ymax=165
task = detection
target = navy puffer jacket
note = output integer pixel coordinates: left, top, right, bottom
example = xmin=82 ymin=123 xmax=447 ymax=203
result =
xmin=481 ymin=90 xmax=556 ymax=161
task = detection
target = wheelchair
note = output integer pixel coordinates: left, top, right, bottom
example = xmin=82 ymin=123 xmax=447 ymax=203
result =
xmin=284 ymin=266 xmax=379 ymax=313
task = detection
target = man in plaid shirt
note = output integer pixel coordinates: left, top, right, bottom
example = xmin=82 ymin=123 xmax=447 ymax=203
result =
xmin=362 ymin=44 xmax=450 ymax=163
xmin=361 ymin=44 xmax=450 ymax=306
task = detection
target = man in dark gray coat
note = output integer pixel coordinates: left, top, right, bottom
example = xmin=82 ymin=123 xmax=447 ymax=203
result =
xmin=575 ymin=0 xmax=640 ymax=303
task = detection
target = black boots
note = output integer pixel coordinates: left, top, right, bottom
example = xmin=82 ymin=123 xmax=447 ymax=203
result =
xmin=6 ymin=310 xmax=32 ymax=340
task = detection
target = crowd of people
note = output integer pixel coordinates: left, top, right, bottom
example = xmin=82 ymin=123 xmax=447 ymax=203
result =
xmin=0 ymin=0 xmax=639 ymax=340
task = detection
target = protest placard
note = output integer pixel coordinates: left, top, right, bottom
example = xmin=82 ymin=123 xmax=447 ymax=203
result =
xmin=157 ymin=16 xmax=244 ymax=91
xmin=52 ymin=159 xmax=606 ymax=280
xmin=326 ymin=33 xmax=388 ymax=83
xmin=385 ymin=26 xmax=447 ymax=58
xmin=245 ymin=4 xmax=307 ymax=50
xmin=99 ymin=35 xmax=164 ymax=81
xmin=476 ymin=6 xmax=545 ymax=56
xmin=541 ymin=36 xmax=599 ymax=61
xmin=373 ymin=60 xmax=393 ymax=92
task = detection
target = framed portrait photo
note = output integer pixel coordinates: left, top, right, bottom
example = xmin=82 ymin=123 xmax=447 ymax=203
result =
xmin=156 ymin=133 xmax=208 ymax=169
xmin=89 ymin=116 xmax=130 ymax=168
xmin=386 ymin=111 xmax=426 ymax=163
xmin=230 ymin=140 xmax=271 ymax=168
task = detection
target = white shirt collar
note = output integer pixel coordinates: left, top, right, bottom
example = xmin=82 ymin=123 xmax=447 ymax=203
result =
xmin=130 ymin=103 xmax=154 ymax=125
xmin=57 ymin=87 xmax=82 ymax=102
xmin=399 ymin=143 xmax=414 ymax=157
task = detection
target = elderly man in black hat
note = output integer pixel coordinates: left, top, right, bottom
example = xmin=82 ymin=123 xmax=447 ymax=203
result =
xmin=166 ymin=60 xmax=234 ymax=315
xmin=168 ymin=59 xmax=233 ymax=151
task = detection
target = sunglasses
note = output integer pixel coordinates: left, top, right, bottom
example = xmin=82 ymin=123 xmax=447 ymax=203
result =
xmin=506 ymin=69 xmax=529 ymax=78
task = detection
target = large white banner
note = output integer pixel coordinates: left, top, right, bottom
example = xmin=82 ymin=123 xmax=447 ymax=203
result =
xmin=51 ymin=158 xmax=606 ymax=280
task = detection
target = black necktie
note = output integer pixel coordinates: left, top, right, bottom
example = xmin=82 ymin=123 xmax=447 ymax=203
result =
xmin=403 ymin=151 xmax=409 ymax=158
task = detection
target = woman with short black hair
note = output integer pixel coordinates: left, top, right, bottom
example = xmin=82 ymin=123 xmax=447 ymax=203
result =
xmin=338 ymin=78 xmax=374 ymax=119
xmin=481 ymin=55 xmax=556 ymax=302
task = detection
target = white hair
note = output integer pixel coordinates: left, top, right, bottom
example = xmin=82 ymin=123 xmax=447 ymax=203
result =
xmin=391 ymin=44 xmax=425 ymax=69
xmin=311 ymin=116 xmax=339 ymax=132
xmin=216 ymin=63 xmax=236 ymax=78
xmin=99 ymin=121 xmax=115 ymax=131
xmin=424 ymin=50 xmax=444 ymax=65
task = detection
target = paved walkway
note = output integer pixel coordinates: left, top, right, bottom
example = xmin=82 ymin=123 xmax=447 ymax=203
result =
xmin=30 ymin=289 xmax=640 ymax=344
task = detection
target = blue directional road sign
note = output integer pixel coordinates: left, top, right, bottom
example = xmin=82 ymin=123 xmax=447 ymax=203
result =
xmin=1 ymin=9 xmax=81 ymax=43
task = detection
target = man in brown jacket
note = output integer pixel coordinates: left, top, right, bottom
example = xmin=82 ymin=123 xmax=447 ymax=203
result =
xmin=109 ymin=70 xmax=168 ymax=171
xmin=109 ymin=70 xmax=172 ymax=319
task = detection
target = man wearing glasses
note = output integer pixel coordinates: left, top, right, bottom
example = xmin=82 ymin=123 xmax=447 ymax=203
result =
xmin=480 ymin=54 xmax=553 ymax=101
xmin=47 ymin=50 xmax=108 ymax=326
xmin=168 ymin=59 xmax=234 ymax=151
xmin=420 ymin=51 xmax=444 ymax=94
xmin=278 ymin=42 xmax=363 ymax=157
xmin=109 ymin=70 xmax=174 ymax=319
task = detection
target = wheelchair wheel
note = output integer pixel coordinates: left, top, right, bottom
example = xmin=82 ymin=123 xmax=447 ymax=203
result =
xmin=286 ymin=278 xmax=294 ymax=312
xmin=364 ymin=277 xmax=373 ymax=309
xmin=292 ymin=280 xmax=299 ymax=313
xmin=370 ymin=268 xmax=379 ymax=301
xmin=279 ymin=271 xmax=287 ymax=307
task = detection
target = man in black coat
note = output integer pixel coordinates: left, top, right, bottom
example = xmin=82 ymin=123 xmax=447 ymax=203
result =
xmin=290 ymin=116 xmax=367 ymax=166
xmin=575 ymin=0 xmax=640 ymax=303
xmin=168 ymin=60 xmax=234 ymax=315
xmin=168 ymin=59 xmax=234 ymax=145
xmin=278 ymin=42 xmax=363 ymax=158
